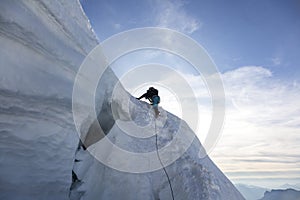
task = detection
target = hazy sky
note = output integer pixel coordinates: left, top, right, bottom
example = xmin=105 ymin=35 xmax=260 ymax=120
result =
xmin=80 ymin=0 xmax=300 ymax=188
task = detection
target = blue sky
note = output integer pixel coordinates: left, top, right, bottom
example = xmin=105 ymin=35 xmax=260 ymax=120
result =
xmin=80 ymin=0 xmax=300 ymax=188
xmin=81 ymin=0 xmax=300 ymax=79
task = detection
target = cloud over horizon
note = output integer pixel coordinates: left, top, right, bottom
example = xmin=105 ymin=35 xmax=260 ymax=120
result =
xmin=210 ymin=66 xmax=300 ymax=187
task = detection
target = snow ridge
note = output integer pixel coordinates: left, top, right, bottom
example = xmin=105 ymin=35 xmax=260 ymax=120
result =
xmin=70 ymin=97 xmax=244 ymax=200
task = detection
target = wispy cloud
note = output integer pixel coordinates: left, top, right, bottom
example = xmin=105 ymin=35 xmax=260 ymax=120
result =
xmin=151 ymin=0 xmax=201 ymax=34
xmin=209 ymin=66 xmax=300 ymax=186
xmin=271 ymin=57 xmax=281 ymax=66
xmin=222 ymin=66 xmax=300 ymax=127
xmin=113 ymin=23 xmax=121 ymax=30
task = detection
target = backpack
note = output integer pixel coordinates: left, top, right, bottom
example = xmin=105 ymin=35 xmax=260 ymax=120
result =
xmin=148 ymin=87 xmax=158 ymax=96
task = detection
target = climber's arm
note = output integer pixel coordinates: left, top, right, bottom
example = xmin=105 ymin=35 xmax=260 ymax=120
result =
xmin=136 ymin=93 xmax=147 ymax=100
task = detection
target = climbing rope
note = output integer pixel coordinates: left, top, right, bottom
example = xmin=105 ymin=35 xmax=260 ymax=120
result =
xmin=154 ymin=118 xmax=175 ymax=200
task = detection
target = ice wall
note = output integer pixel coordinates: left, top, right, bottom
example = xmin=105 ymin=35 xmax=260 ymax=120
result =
xmin=0 ymin=0 xmax=100 ymax=199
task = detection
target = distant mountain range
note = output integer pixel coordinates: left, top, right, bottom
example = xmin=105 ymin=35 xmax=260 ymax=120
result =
xmin=259 ymin=188 xmax=300 ymax=200
xmin=235 ymin=183 xmax=300 ymax=200
xmin=278 ymin=183 xmax=300 ymax=191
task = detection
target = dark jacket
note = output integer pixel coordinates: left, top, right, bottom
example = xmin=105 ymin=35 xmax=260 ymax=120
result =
xmin=137 ymin=87 xmax=158 ymax=103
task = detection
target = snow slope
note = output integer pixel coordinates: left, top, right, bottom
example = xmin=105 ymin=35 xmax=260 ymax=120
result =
xmin=0 ymin=0 xmax=244 ymax=200
xmin=235 ymin=184 xmax=268 ymax=200
xmin=71 ymin=89 xmax=244 ymax=200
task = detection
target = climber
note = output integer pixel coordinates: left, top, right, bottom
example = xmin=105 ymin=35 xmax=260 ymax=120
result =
xmin=136 ymin=87 xmax=160 ymax=117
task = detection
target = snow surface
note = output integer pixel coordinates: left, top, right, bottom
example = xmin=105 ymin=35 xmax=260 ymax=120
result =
xmin=0 ymin=0 xmax=244 ymax=200
xmin=71 ymin=95 xmax=244 ymax=200
xmin=235 ymin=184 xmax=268 ymax=200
